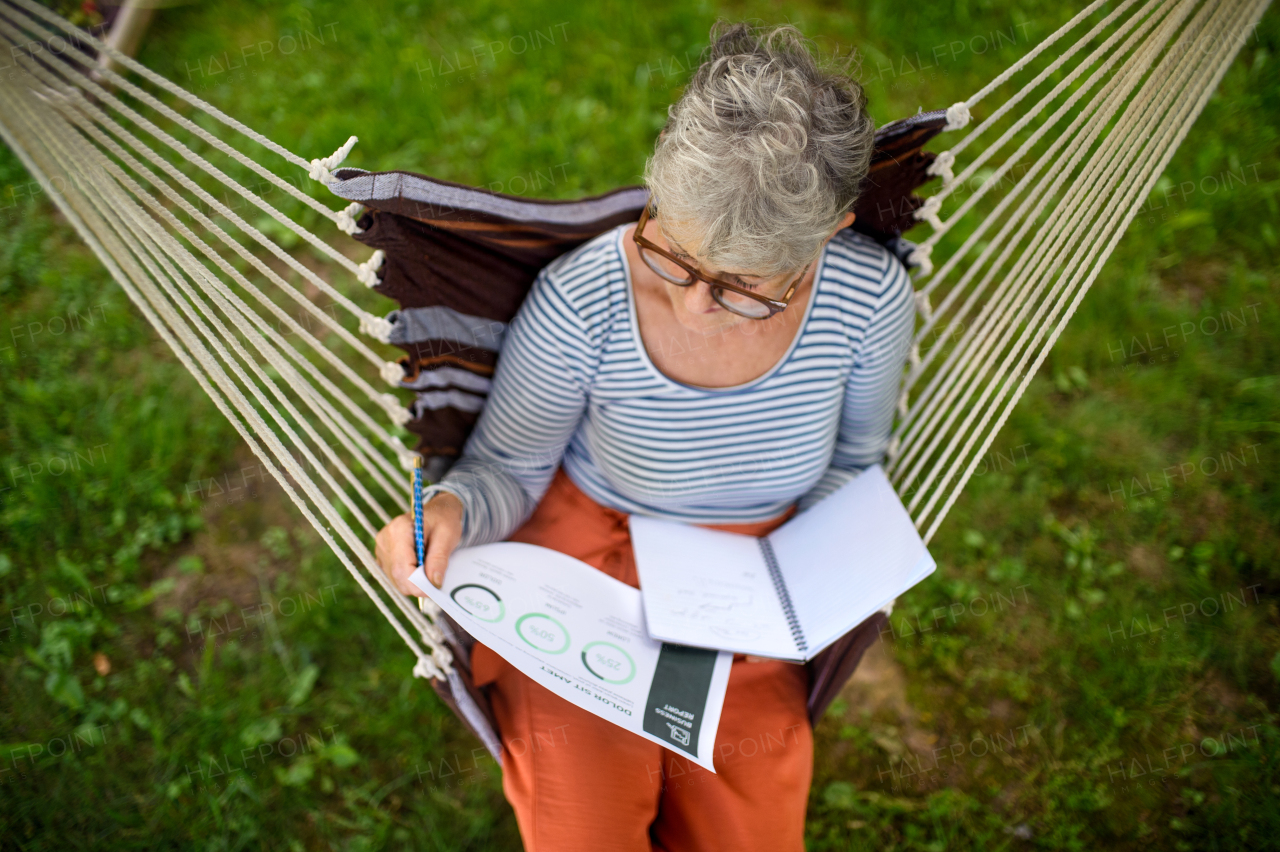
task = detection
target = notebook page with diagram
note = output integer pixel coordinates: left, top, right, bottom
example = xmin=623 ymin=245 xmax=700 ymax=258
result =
xmin=626 ymin=521 xmax=799 ymax=658
xmin=631 ymin=465 xmax=935 ymax=661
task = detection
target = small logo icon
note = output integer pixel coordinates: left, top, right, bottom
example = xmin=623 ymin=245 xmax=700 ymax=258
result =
xmin=665 ymin=723 xmax=690 ymax=746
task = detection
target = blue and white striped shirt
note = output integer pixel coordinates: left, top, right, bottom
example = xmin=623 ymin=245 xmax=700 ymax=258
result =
xmin=427 ymin=224 xmax=916 ymax=547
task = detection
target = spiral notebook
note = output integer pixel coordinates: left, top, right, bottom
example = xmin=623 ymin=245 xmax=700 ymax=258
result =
xmin=629 ymin=465 xmax=936 ymax=662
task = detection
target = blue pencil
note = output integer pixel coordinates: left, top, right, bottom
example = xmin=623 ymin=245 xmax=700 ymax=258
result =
xmin=413 ymin=456 xmax=426 ymax=610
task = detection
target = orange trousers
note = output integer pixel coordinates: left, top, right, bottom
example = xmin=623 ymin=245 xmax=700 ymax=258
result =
xmin=470 ymin=469 xmax=813 ymax=852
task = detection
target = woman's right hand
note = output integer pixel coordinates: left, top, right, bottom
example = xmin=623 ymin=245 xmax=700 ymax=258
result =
xmin=374 ymin=491 xmax=465 ymax=596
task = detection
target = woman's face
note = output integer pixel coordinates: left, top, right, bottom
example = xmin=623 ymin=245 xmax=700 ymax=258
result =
xmin=641 ymin=215 xmax=803 ymax=335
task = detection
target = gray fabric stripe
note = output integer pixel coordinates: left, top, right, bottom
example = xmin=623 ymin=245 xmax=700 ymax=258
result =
xmin=446 ymin=669 xmax=504 ymax=763
xmin=388 ymin=306 xmax=508 ymax=351
xmin=401 ymin=365 xmax=493 ymax=394
xmin=330 ymin=171 xmax=649 ymax=226
xmin=411 ymin=389 xmax=487 ymax=415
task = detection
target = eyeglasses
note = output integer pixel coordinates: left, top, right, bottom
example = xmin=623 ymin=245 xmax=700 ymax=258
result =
xmin=632 ymin=205 xmax=811 ymax=320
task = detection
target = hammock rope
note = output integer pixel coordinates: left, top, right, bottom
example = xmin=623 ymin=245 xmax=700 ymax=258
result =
xmin=891 ymin=0 xmax=1266 ymax=539
xmin=895 ymin=0 xmax=1202 ymax=485
xmin=0 ymin=4 xmax=397 ymax=352
xmin=0 ymin=79 xmax=427 ymax=643
xmin=9 ymin=0 xmax=315 ymax=171
xmin=47 ymin=91 xmax=412 ymax=502
xmin=0 ymin=5 xmax=453 ymax=680
xmin=0 ymin=0 xmax=1266 ymax=753
xmin=926 ymin=0 xmax=1149 ymax=191
xmin=919 ymin=0 xmax=1163 ymax=246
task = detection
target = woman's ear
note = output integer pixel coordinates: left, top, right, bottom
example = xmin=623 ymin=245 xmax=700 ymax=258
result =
xmin=823 ymin=211 xmax=857 ymax=246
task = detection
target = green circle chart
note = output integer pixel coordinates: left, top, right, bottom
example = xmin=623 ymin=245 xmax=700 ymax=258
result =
xmin=450 ymin=584 xmax=505 ymax=623
xmin=580 ymin=641 xmax=636 ymax=685
xmin=515 ymin=613 xmax=570 ymax=654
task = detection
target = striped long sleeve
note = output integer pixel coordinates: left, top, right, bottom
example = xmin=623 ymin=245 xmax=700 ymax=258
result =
xmin=422 ymin=254 xmax=600 ymax=547
xmin=797 ymin=253 xmax=915 ymax=511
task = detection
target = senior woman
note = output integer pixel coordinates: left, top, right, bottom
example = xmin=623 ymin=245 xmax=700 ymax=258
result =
xmin=376 ymin=21 xmax=915 ymax=852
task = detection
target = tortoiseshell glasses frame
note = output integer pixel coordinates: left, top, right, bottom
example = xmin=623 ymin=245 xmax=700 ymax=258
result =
xmin=632 ymin=205 xmax=811 ymax=319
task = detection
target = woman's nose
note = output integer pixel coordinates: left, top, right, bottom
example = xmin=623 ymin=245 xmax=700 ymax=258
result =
xmin=682 ymin=280 xmax=720 ymax=313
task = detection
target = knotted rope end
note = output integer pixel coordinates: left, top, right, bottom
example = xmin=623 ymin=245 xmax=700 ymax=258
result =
xmin=378 ymin=392 xmax=412 ymax=426
xmin=413 ymin=656 xmax=445 ymax=681
xmin=944 ymin=102 xmax=971 ymax=131
xmin=356 ymin=250 xmax=385 ymax=288
xmin=381 ymin=359 xmax=406 ymax=386
xmin=926 ymin=150 xmax=957 ymax=187
xmin=907 ymin=245 xmax=934 ymax=279
xmin=398 ymin=450 xmax=422 ymax=471
xmin=359 ymin=312 xmax=393 ymax=343
xmin=913 ymin=196 xmax=944 ymax=230
xmin=335 ymin=201 xmax=364 ymax=235
xmin=417 ymin=596 xmax=442 ymax=619
xmin=912 ymin=290 xmax=933 ymax=322
xmin=308 ymin=135 xmax=359 ymax=183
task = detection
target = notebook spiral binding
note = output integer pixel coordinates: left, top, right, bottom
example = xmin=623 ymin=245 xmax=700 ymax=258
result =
xmin=759 ymin=538 xmax=807 ymax=656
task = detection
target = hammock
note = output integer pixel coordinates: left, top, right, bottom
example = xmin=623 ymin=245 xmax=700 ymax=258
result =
xmin=0 ymin=0 xmax=1265 ymax=762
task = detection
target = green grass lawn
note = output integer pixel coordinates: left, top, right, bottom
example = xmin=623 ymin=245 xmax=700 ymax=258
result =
xmin=2 ymin=0 xmax=1278 ymax=849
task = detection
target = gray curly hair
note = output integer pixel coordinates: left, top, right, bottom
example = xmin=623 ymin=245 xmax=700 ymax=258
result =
xmin=643 ymin=22 xmax=876 ymax=277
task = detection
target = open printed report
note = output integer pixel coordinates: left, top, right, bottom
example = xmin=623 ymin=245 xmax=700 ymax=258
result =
xmin=630 ymin=465 xmax=936 ymax=662
xmin=410 ymin=544 xmax=733 ymax=771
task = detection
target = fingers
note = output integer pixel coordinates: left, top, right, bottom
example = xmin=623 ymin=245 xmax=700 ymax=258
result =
xmin=373 ymin=492 xmax=464 ymax=597
xmin=424 ymin=512 xmax=462 ymax=588
xmin=378 ymin=515 xmax=417 ymax=566
xmin=374 ymin=514 xmax=426 ymax=598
